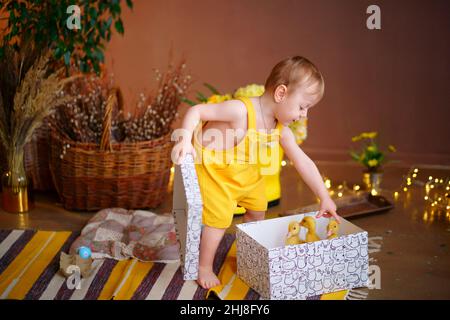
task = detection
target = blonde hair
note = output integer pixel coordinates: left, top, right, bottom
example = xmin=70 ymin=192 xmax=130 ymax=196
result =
xmin=264 ymin=56 xmax=324 ymax=104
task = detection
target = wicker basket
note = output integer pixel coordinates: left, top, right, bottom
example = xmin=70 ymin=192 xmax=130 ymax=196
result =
xmin=24 ymin=119 xmax=54 ymax=191
xmin=48 ymin=92 xmax=175 ymax=211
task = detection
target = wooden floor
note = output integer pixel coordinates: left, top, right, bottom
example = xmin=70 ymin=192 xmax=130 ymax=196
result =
xmin=1 ymin=160 xmax=449 ymax=299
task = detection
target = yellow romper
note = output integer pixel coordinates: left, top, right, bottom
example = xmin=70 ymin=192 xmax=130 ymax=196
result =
xmin=192 ymin=96 xmax=283 ymax=229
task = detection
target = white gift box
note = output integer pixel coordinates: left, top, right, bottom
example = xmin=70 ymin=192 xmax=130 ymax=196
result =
xmin=236 ymin=212 xmax=369 ymax=300
xmin=172 ymin=154 xmax=202 ymax=280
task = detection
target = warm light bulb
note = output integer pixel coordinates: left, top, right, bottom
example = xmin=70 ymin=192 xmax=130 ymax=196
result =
xmin=412 ymin=174 xmax=417 ymax=178
xmin=428 ymin=176 xmax=433 ymax=180
xmin=281 ymin=160 xmax=287 ymax=167
xmin=413 ymin=168 xmax=418 ymax=173
xmin=170 ymin=166 xmax=175 ymax=173
xmin=424 ymin=196 xmax=428 ymax=200
xmin=353 ymin=185 xmax=360 ymax=191
xmin=371 ymin=189 xmax=378 ymax=196
xmin=435 ymin=178 xmax=439 ymax=183
xmin=403 ymin=187 xmax=408 ymax=192
xmin=338 ymin=192 xmax=343 ymax=197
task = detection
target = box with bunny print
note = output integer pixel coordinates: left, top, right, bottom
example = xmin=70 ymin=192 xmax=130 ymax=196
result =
xmin=172 ymin=154 xmax=203 ymax=280
xmin=236 ymin=212 xmax=369 ymax=300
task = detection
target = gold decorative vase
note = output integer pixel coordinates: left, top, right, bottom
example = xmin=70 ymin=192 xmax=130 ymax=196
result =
xmin=362 ymin=170 xmax=383 ymax=194
xmin=1 ymin=168 xmax=33 ymax=213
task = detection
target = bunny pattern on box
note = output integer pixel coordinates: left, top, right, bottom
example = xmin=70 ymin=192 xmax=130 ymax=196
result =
xmin=173 ymin=154 xmax=203 ymax=280
xmin=266 ymin=232 xmax=369 ymax=299
xmin=237 ymin=222 xmax=369 ymax=300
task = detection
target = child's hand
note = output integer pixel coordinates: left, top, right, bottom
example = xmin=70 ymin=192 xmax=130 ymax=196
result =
xmin=172 ymin=140 xmax=197 ymax=165
xmin=316 ymin=197 xmax=341 ymax=223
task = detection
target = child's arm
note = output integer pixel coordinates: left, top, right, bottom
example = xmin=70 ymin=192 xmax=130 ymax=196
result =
xmin=280 ymin=126 xmax=341 ymax=223
xmin=172 ymin=101 xmax=245 ymax=164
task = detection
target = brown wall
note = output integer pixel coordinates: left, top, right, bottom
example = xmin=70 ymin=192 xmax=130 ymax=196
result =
xmin=104 ymin=0 xmax=447 ymax=165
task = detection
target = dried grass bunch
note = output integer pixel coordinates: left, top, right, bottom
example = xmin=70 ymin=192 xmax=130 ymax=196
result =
xmin=0 ymin=46 xmax=76 ymax=185
xmin=0 ymin=40 xmax=40 ymax=173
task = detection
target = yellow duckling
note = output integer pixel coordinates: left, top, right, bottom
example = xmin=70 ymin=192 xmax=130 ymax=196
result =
xmin=327 ymin=219 xmax=340 ymax=239
xmin=299 ymin=216 xmax=321 ymax=243
xmin=285 ymin=221 xmax=305 ymax=245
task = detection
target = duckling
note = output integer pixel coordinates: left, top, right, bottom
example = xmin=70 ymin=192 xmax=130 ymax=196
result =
xmin=285 ymin=221 xmax=304 ymax=245
xmin=299 ymin=216 xmax=321 ymax=243
xmin=327 ymin=219 xmax=340 ymax=240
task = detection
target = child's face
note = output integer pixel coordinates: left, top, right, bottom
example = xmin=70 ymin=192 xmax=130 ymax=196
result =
xmin=273 ymin=84 xmax=318 ymax=126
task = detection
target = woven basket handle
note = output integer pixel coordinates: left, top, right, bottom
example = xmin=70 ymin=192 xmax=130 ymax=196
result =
xmin=100 ymin=88 xmax=119 ymax=152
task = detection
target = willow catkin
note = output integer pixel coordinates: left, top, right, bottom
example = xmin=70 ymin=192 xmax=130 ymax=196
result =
xmin=50 ymin=57 xmax=193 ymax=144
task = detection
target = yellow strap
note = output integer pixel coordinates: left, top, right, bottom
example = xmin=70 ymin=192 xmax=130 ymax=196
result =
xmin=276 ymin=121 xmax=283 ymax=138
xmin=236 ymin=97 xmax=256 ymax=130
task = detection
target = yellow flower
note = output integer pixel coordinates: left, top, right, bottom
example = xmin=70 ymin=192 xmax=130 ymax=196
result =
xmin=233 ymin=84 xmax=265 ymax=98
xmin=207 ymin=94 xmax=232 ymax=104
xmin=368 ymin=159 xmax=378 ymax=167
xmin=352 ymin=135 xmax=362 ymax=142
xmin=367 ymin=145 xmax=376 ymax=152
xmin=388 ymin=145 xmax=396 ymax=152
xmin=361 ymin=131 xmax=377 ymax=139
xmin=353 ymin=131 xmax=377 ymax=141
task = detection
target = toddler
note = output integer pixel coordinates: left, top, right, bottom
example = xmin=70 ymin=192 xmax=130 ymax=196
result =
xmin=172 ymin=56 xmax=341 ymax=289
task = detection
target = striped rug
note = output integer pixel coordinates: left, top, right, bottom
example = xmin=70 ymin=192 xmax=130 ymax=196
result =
xmin=0 ymin=230 xmax=370 ymax=300
xmin=0 ymin=229 xmax=221 ymax=300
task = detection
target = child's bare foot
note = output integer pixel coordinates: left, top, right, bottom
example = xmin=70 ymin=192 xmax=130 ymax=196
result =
xmin=197 ymin=265 xmax=220 ymax=289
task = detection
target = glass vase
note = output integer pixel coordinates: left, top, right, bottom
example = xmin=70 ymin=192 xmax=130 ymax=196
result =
xmin=1 ymin=163 xmax=33 ymax=213
xmin=362 ymin=170 xmax=383 ymax=195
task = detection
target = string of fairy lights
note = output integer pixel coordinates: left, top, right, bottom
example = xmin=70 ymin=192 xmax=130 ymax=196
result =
xmin=286 ymin=161 xmax=366 ymax=199
xmin=396 ymin=167 xmax=450 ymax=213
xmin=317 ymin=166 xmax=450 ymax=223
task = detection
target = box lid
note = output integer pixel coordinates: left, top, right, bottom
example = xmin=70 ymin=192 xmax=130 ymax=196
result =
xmin=172 ymin=154 xmax=203 ymax=280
